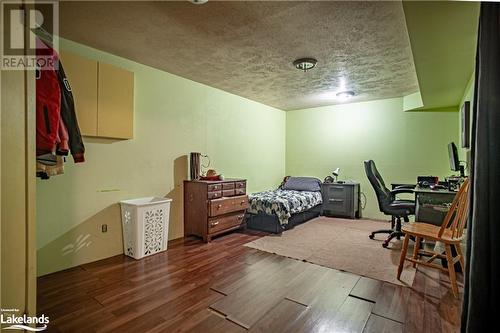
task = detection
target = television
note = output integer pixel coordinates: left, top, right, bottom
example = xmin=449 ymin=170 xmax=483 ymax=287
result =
xmin=448 ymin=142 xmax=464 ymax=177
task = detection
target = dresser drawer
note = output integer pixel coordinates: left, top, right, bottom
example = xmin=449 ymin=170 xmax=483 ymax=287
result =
xmin=209 ymin=195 xmax=248 ymax=217
xmin=208 ymin=212 xmax=245 ymax=234
xmin=235 ymin=181 xmax=246 ymax=189
xmin=208 ymin=183 xmax=223 ymax=192
xmin=223 ymin=182 xmax=235 ymax=190
xmin=209 ymin=197 xmax=234 ymax=217
xmin=232 ymin=195 xmax=249 ymax=209
xmin=235 ymin=188 xmax=246 ymax=195
xmin=208 ymin=191 xmax=222 ymax=199
xmin=324 ymin=185 xmax=350 ymax=200
xmin=223 ymin=189 xmax=235 ymax=197
xmin=323 ymin=198 xmax=348 ymax=214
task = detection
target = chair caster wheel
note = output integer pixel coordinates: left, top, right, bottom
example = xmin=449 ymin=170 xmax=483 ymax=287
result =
xmin=382 ymin=242 xmax=389 ymax=248
xmin=369 ymin=234 xmax=374 ymax=239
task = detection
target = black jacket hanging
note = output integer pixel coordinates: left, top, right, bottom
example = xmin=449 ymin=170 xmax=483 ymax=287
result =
xmin=56 ymin=60 xmax=85 ymax=163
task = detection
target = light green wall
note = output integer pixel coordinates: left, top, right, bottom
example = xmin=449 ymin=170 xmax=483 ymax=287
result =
xmin=285 ymin=97 xmax=459 ymax=220
xmin=402 ymin=92 xmax=423 ymax=111
xmin=37 ymin=39 xmax=466 ymax=276
xmin=36 ymin=39 xmax=286 ymax=276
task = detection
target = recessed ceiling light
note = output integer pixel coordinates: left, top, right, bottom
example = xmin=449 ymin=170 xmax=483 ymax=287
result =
xmin=189 ymin=0 xmax=208 ymax=4
xmin=293 ymin=58 xmax=317 ymax=72
xmin=336 ymin=90 xmax=355 ymax=100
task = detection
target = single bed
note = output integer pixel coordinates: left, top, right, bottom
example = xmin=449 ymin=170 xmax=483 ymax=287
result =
xmin=245 ymin=177 xmax=323 ymax=234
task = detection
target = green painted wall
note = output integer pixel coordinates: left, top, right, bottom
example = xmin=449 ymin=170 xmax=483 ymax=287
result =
xmin=285 ymin=97 xmax=459 ymax=220
xmin=36 ymin=39 xmax=286 ymax=276
xmin=37 ymin=39 xmax=467 ymax=276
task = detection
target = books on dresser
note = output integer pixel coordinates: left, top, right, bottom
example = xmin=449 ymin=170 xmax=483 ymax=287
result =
xmin=183 ymin=178 xmax=248 ymax=242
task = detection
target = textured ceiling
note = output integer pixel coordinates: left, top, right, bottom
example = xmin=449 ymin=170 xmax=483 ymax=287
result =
xmin=59 ymin=1 xmax=419 ymax=111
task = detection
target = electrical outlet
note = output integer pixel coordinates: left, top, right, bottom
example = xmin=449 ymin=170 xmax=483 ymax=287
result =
xmin=101 ymin=224 xmax=108 ymax=233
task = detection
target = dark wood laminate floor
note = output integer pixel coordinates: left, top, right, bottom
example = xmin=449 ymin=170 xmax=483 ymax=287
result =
xmin=37 ymin=231 xmax=463 ymax=333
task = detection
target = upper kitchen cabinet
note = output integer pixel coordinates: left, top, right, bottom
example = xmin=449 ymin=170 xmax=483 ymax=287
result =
xmin=59 ymin=50 xmax=134 ymax=139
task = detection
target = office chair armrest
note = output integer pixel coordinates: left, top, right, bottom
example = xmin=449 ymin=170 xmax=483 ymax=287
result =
xmin=390 ymin=188 xmax=414 ymax=197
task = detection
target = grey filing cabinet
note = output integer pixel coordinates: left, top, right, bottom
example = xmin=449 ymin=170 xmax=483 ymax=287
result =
xmin=321 ymin=182 xmax=360 ymax=219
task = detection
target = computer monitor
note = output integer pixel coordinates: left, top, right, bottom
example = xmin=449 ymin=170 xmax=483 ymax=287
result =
xmin=448 ymin=142 xmax=464 ymax=177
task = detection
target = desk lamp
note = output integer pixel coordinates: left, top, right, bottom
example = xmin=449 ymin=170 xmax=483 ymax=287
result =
xmin=332 ymin=168 xmax=340 ymax=182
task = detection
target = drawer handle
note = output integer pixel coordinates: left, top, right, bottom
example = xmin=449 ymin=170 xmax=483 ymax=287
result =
xmin=237 ymin=215 xmax=244 ymax=220
xmin=329 ymin=198 xmax=344 ymax=202
xmin=210 ymin=221 xmax=219 ymax=227
xmin=217 ymin=204 xmax=222 ymax=209
xmin=240 ymin=200 xmax=246 ymax=205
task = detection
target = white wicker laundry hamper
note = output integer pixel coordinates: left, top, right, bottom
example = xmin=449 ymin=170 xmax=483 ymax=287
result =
xmin=120 ymin=197 xmax=172 ymax=259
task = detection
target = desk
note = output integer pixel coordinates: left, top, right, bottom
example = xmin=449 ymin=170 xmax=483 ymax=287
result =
xmin=391 ymin=184 xmax=457 ymax=225
xmin=392 ymin=183 xmax=461 ymax=271
xmin=414 ymin=187 xmax=463 ymax=272
xmin=414 ymin=187 xmax=456 ymax=225
xmin=391 ymin=183 xmax=415 ymax=189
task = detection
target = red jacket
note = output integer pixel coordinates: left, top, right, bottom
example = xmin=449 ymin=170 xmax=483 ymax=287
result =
xmin=36 ymin=39 xmax=85 ymax=162
xmin=36 ymin=39 xmax=61 ymax=155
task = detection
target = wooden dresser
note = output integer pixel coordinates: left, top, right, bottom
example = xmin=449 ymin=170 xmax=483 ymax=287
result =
xmin=184 ymin=178 xmax=248 ymax=242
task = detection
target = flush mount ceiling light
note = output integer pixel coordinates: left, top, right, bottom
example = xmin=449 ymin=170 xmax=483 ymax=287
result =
xmin=336 ymin=90 xmax=355 ymax=100
xmin=293 ymin=58 xmax=317 ymax=72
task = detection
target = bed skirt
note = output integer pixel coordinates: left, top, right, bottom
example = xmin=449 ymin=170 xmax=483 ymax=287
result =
xmin=245 ymin=204 xmax=322 ymax=234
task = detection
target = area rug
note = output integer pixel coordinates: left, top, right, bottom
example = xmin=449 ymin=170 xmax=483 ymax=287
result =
xmin=245 ymin=217 xmax=416 ymax=286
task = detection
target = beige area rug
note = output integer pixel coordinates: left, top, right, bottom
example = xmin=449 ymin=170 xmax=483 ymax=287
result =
xmin=245 ymin=217 xmax=416 ymax=286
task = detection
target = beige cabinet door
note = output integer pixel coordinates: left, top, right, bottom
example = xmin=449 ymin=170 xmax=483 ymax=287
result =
xmin=59 ymin=50 xmax=98 ymax=136
xmin=97 ymin=62 xmax=134 ymax=139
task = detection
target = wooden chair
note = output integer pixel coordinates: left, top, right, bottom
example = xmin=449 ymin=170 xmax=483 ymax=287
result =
xmin=397 ymin=178 xmax=470 ymax=298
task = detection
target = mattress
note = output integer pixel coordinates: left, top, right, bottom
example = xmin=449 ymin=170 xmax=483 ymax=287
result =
xmin=247 ymin=189 xmax=323 ymax=227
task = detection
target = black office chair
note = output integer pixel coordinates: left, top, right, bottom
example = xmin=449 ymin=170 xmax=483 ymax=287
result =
xmin=364 ymin=160 xmax=416 ymax=248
